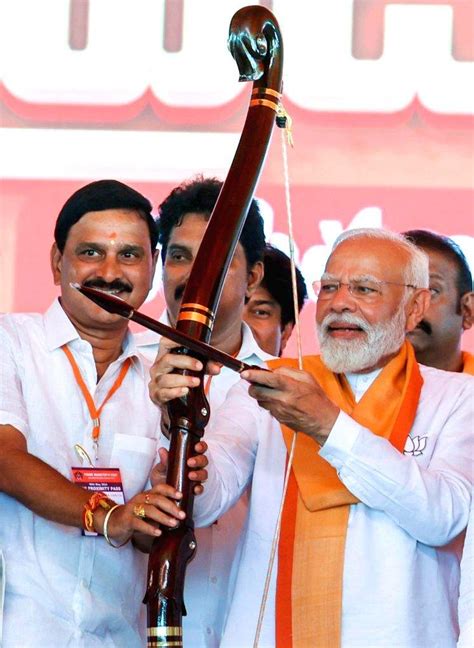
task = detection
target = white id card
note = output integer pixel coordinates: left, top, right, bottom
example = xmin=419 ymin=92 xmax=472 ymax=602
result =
xmin=71 ymin=467 xmax=125 ymax=536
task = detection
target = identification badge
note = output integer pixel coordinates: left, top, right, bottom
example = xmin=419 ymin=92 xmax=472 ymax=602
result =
xmin=72 ymin=467 xmax=125 ymax=536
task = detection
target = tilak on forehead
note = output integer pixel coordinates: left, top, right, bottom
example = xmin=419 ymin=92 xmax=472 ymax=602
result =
xmin=108 ymin=232 xmax=117 ymax=244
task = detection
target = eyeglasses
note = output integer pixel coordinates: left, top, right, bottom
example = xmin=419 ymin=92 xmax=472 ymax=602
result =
xmin=313 ymin=279 xmax=417 ymax=302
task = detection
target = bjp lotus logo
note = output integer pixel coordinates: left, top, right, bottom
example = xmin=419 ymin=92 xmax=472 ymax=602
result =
xmin=404 ymin=436 xmax=427 ymax=457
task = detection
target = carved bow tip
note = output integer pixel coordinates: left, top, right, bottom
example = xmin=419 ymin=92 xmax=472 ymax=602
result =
xmin=228 ymin=6 xmax=281 ymax=83
xmin=228 ymin=32 xmax=266 ymax=82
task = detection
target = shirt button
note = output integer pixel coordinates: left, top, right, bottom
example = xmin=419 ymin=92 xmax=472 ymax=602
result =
xmin=206 ymin=627 xmax=212 ymax=635
xmin=210 ymin=576 xmax=217 ymax=584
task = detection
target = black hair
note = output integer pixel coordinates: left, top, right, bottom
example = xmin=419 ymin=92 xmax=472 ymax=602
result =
xmin=261 ymin=245 xmax=308 ymax=328
xmin=54 ymin=179 xmax=158 ymax=253
xmin=403 ymin=230 xmax=472 ymax=307
xmin=157 ymin=176 xmax=265 ymax=268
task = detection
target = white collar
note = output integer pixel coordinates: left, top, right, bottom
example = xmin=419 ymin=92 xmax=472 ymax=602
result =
xmin=134 ymin=309 xmax=274 ymax=364
xmin=44 ymin=298 xmax=144 ymax=378
xmin=345 ymin=367 xmax=383 ymax=400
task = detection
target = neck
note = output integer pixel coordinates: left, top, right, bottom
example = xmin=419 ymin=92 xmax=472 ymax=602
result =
xmin=415 ymin=346 xmax=464 ymax=373
xmin=210 ymin=325 xmax=243 ymax=356
xmin=351 ymin=349 xmax=399 ymax=375
xmin=167 ymin=309 xmax=243 ymax=356
xmin=68 ymin=316 xmax=128 ymax=379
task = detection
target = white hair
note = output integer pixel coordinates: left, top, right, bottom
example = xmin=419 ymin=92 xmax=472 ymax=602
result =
xmin=332 ymin=228 xmax=429 ymax=289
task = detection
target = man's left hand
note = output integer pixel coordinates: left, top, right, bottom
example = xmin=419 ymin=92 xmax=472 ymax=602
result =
xmin=150 ymin=442 xmax=208 ymax=495
xmin=240 ymin=367 xmax=340 ymax=445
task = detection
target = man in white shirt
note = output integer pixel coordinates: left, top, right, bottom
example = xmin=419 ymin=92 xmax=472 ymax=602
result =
xmin=137 ymin=176 xmax=273 ymax=647
xmin=0 ymin=180 xmax=206 ymax=647
xmin=152 ymin=228 xmax=473 ymax=647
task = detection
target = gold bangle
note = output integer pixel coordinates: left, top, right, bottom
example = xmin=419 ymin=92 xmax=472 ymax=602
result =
xmin=103 ymin=504 xmax=129 ymax=548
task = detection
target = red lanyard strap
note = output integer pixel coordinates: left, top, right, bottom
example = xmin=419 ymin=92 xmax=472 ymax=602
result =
xmin=62 ymin=344 xmax=132 ymax=444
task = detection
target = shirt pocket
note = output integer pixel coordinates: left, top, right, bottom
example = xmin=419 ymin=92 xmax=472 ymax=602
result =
xmin=110 ymin=433 xmax=157 ymax=501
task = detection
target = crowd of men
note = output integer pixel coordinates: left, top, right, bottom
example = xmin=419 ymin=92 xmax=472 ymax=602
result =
xmin=0 ymin=177 xmax=472 ymax=647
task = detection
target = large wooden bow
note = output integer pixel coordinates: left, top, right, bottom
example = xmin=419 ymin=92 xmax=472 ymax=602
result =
xmin=143 ymin=6 xmax=284 ymax=647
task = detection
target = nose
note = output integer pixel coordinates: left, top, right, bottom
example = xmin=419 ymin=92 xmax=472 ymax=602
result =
xmin=96 ymin=253 xmax=123 ymax=282
xmin=325 ymin=283 xmax=357 ymax=313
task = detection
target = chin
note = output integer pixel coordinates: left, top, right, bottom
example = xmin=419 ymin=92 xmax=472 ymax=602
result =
xmin=321 ymin=348 xmax=375 ymax=374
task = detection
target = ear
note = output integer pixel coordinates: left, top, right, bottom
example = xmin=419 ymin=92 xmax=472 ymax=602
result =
xmin=405 ymin=288 xmax=431 ymax=332
xmin=279 ymin=321 xmax=294 ymax=355
xmin=50 ymin=243 xmax=62 ymax=286
xmin=245 ymin=260 xmax=264 ymax=298
xmin=461 ymin=291 xmax=474 ymax=331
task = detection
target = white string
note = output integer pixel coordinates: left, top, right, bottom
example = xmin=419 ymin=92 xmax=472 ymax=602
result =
xmin=280 ymin=123 xmax=303 ymax=372
xmin=253 ymin=111 xmax=302 ymax=648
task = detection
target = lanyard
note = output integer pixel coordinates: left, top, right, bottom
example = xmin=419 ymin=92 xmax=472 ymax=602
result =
xmin=62 ymin=344 xmax=132 ymax=460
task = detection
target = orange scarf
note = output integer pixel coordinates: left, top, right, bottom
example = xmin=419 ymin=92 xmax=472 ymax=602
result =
xmin=269 ymin=341 xmax=422 ymax=648
xmin=462 ymin=351 xmax=474 ymax=375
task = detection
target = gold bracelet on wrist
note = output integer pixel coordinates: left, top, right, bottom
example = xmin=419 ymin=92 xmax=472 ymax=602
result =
xmin=103 ymin=504 xmax=129 ymax=548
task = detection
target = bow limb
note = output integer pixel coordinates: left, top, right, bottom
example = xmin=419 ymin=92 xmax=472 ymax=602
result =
xmin=144 ymin=6 xmax=284 ymax=646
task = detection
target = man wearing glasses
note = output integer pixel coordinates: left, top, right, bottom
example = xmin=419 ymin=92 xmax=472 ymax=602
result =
xmin=150 ymin=228 xmax=473 ymax=648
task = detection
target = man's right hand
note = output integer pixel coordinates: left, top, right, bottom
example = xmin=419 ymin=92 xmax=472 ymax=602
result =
xmin=148 ymin=337 xmax=221 ymax=406
xmin=94 ymin=482 xmax=186 ymax=546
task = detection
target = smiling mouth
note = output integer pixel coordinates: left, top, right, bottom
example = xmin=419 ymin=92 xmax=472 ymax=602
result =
xmin=82 ymin=280 xmax=132 ymax=296
xmin=94 ymin=287 xmax=124 ymax=296
xmin=328 ymin=324 xmax=364 ymax=333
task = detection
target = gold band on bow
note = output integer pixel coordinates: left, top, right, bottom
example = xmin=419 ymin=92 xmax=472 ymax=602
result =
xmin=250 ymin=98 xmax=280 ymax=112
xmin=252 ymin=87 xmax=282 ymax=99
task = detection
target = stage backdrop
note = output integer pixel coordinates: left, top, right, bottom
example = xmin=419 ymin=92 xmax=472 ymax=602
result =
xmin=1 ymin=0 xmax=473 ymax=354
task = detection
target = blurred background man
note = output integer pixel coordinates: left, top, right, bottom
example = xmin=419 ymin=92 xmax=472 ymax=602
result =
xmin=404 ymin=230 xmax=473 ymax=374
xmin=137 ymin=176 xmax=272 ymax=647
xmin=243 ymin=244 xmax=308 ymax=356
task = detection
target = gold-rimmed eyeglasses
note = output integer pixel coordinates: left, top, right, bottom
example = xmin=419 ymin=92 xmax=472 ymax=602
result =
xmin=313 ymin=279 xmax=417 ymax=302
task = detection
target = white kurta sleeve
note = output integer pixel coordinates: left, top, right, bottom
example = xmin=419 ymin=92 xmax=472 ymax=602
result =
xmin=193 ymin=379 xmax=261 ymax=527
xmin=458 ymin=495 xmax=474 ymax=648
xmin=319 ymin=378 xmax=473 ymax=546
xmin=0 ymin=325 xmax=29 ymax=436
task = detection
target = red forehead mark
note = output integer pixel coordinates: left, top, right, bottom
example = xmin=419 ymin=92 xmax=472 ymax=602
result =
xmin=109 ymin=232 xmax=117 ymax=245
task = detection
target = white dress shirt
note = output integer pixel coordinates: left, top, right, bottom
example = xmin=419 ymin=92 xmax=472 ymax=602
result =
xmin=458 ymin=494 xmax=474 ymax=647
xmin=195 ymin=364 xmax=473 ymax=648
xmin=135 ymin=316 xmax=273 ymax=648
xmin=0 ymin=300 xmax=162 ymax=647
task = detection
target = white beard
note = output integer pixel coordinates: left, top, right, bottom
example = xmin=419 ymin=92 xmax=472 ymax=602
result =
xmin=317 ymin=305 xmax=407 ymax=374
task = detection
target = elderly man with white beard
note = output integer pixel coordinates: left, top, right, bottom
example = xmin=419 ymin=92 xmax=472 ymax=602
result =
xmin=149 ymin=228 xmax=473 ymax=648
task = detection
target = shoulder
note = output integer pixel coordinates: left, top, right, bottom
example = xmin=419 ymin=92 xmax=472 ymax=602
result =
xmin=420 ymin=363 xmax=473 ymax=388
xmin=0 ymin=312 xmax=43 ymax=342
xmin=419 ymin=363 xmax=473 ymax=409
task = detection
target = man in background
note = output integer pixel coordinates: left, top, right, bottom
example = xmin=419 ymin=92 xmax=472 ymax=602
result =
xmin=404 ymin=229 xmax=473 ymax=374
xmin=138 ymin=176 xmax=272 ymax=647
xmin=244 ymin=244 xmax=308 ymax=356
